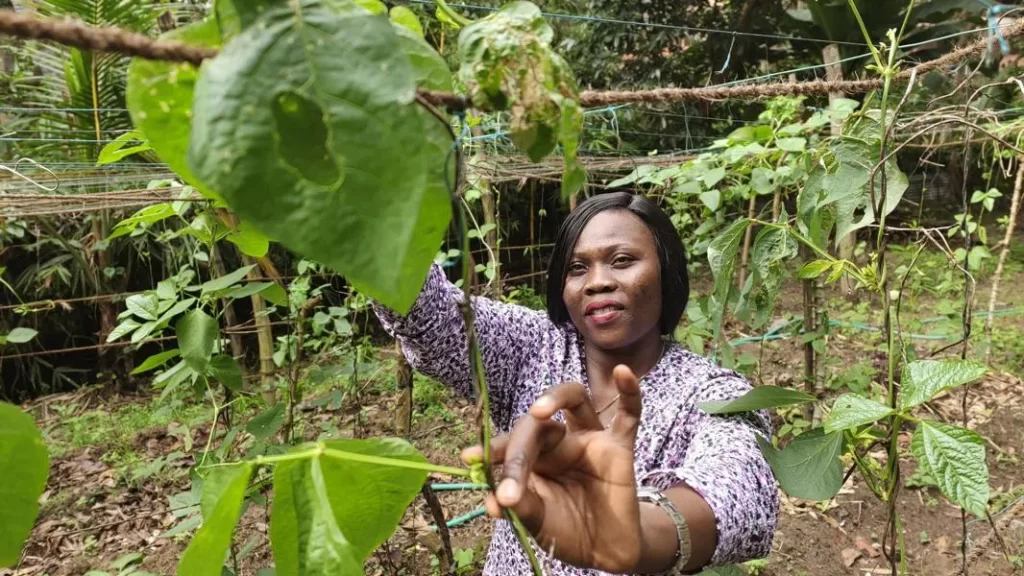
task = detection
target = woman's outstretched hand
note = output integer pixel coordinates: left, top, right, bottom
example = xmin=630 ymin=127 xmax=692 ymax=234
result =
xmin=460 ymin=364 xmax=649 ymax=573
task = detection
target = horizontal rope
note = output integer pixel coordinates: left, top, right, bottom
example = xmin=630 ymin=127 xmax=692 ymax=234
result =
xmin=3 ymin=10 xmax=1020 ymax=110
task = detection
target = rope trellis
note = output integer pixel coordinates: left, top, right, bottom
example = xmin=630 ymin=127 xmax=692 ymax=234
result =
xmin=2 ymin=9 xmax=1022 ymax=110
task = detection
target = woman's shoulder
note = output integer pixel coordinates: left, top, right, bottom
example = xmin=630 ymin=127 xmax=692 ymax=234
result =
xmin=646 ymin=343 xmax=764 ymax=422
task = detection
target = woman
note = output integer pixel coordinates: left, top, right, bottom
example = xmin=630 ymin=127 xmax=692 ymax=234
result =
xmin=374 ymin=192 xmax=778 ymax=575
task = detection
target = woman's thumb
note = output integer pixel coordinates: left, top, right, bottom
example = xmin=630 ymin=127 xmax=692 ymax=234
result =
xmin=610 ymin=364 xmax=642 ymax=443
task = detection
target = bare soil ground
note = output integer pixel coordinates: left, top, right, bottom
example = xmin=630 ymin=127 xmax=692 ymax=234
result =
xmin=4 ymin=263 xmax=1024 ymax=576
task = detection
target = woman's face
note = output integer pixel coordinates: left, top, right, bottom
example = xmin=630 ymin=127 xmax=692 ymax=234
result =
xmin=561 ymin=209 xmax=663 ymax=352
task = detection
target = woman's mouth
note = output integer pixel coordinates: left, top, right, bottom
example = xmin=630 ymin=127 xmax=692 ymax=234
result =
xmin=585 ymin=302 xmax=625 ymax=325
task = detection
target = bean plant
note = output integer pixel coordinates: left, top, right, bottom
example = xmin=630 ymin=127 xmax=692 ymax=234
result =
xmin=0 ymin=1 xmax=1000 ymax=575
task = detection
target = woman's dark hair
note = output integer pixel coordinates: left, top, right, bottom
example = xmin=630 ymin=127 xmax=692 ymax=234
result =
xmin=546 ymin=192 xmax=689 ymax=335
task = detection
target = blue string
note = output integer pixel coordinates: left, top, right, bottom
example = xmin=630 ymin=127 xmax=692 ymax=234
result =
xmin=718 ymin=33 xmax=737 ymax=74
xmin=987 ymin=4 xmax=1013 ymax=60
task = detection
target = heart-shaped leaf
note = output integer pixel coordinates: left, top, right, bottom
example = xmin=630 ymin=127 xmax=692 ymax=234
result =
xmin=271 ymin=438 xmax=429 ymax=574
xmin=189 ymin=0 xmax=452 ymax=313
xmin=757 ymin=428 xmax=844 ymax=501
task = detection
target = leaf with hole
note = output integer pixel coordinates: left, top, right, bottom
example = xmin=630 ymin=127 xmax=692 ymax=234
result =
xmin=900 ymin=359 xmax=988 ymax=411
xmin=911 ymin=421 xmax=988 ymax=517
xmin=757 ymin=428 xmax=844 ymax=501
xmin=271 ymin=438 xmax=430 ymax=574
xmin=0 ymin=402 xmax=49 ymax=567
xmin=178 ymin=464 xmax=253 ymax=576
xmin=699 ymin=386 xmax=815 ymax=415
xmin=189 ymin=0 xmax=452 ymax=314
xmin=824 ymin=394 xmax=893 ymax=434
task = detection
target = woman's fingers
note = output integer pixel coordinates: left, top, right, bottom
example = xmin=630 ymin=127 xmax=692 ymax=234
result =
xmin=496 ymin=416 xmax=566 ymax=507
xmin=609 ymin=364 xmax=643 ymax=444
xmin=530 ymin=382 xmax=603 ymax=431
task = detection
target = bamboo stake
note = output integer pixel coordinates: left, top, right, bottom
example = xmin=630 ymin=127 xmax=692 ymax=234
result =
xmin=984 ymin=159 xmax=1024 ymax=364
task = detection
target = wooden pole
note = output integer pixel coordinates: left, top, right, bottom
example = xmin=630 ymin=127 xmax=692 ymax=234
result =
xmin=984 ymin=159 xmax=1024 ymax=363
xmin=482 ymin=181 xmax=502 ymax=297
xmin=824 ymin=44 xmax=856 ymax=296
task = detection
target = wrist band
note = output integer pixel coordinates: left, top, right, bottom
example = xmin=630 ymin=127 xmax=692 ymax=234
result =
xmin=637 ymin=486 xmax=692 ymax=574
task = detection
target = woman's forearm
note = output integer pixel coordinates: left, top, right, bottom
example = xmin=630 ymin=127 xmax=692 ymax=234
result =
xmin=634 ymin=484 xmax=717 ymax=574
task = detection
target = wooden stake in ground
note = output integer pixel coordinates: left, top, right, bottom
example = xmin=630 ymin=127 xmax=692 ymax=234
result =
xmin=985 ymin=159 xmax=1024 ymax=363
xmin=825 ymin=43 xmax=856 ymax=296
xmin=395 ymin=340 xmax=413 ymax=437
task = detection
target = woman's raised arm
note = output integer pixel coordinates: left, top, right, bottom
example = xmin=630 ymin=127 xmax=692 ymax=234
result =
xmin=372 ymin=263 xmax=557 ymax=430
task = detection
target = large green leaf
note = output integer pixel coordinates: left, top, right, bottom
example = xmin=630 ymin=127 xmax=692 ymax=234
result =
xmin=911 ymin=421 xmax=988 ymax=517
xmin=176 ymin=310 xmax=219 ymax=372
xmin=735 ymin=221 xmax=797 ymax=328
xmin=706 ymin=219 xmax=750 ymax=340
xmin=208 ymin=355 xmax=243 ymax=392
xmin=757 ymin=428 xmax=844 ymax=501
xmin=126 ymin=17 xmax=224 ymax=201
xmin=188 ymin=0 xmax=452 ymax=314
xmin=271 ymin=438 xmax=429 ymax=574
xmin=824 ymin=394 xmax=894 ymax=434
xmin=0 ymin=403 xmax=50 ymax=567
xmin=178 ymin=464 xmax=253 ymax=576
xmin=900 ymin=359 xmax=988 ymax=411
xmin=799 ymin=136 xmax=907 ymax=246
xmin=698 ymin=386 xmax=815 ymax=415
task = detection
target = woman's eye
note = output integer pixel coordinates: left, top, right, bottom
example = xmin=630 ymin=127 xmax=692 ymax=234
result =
xmin=568 ymin=262 xmax=586 ymax=274
xmin=612 ymin=255 xmax=634 ymax=266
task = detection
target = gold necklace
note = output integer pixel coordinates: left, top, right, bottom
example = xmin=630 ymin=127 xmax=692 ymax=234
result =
xmin=592 ymin=341 xmax=668 ymax=418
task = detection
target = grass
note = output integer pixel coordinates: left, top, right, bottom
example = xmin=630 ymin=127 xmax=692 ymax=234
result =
xmin=44 ymin=399 xmax=207 ymax=459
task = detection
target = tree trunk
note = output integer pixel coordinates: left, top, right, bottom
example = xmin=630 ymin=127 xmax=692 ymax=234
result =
xmin=985 ymin=160 xmax=1024 ymax=363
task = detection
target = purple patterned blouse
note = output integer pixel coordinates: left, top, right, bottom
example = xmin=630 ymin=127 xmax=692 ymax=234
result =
xmin=374 ymin=264 xmax=779 ymax=575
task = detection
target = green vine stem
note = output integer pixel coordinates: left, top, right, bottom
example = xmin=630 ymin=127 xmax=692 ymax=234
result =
xmin=455 ymin=186 xmax=545 ymax=576
xmin=845 ymin=2 xmax=915 ymax=573
xmin=200 ymin=442 xmax=473 ymax=478
xmin=435 ymin=0 xmax=473 ymax=27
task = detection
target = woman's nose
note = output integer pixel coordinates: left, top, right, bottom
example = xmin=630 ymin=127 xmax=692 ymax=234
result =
xmin=584 ymin=266 xmax=616 ymax=294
